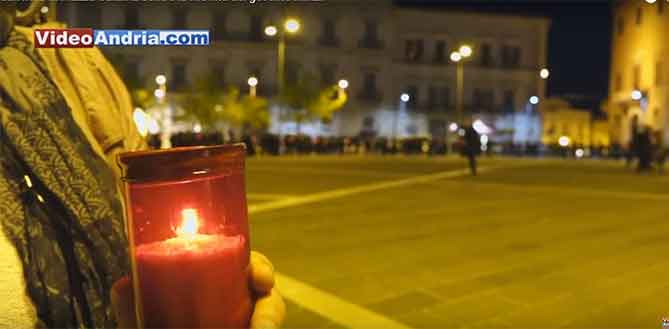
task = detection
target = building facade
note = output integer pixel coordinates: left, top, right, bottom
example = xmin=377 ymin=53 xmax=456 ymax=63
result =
xmin=57 ymin=1 xmax=549 ymax=141
xmin=608 ymin=0 xmax=669 ymax=147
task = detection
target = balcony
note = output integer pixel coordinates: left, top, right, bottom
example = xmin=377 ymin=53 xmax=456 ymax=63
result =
xmin=358 ymin=37 xmax=385 ymax=50
xmin=318 ymin=36 xmax=340 ymax=48
xmin=357 ymin=89 xmax=383 ymax=103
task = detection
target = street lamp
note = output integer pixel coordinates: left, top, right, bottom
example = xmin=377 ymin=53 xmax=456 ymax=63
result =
xmin=155 ymin=74 xmax=167 ymax=86
xmin=458 ymin=45 xmax=473 ymax=58
xmin=265 ymin=17 xmax=301 ymax=139
xmin=247 ymin=76 xmax=258 ymax=97
xmin=154 ymin=73 xmax=171 ymax=149
xmin=539 ymin=68 xmax=550 ymax=80
xmin=338 ymin=79 xmax=349 ymax=90
xmin=284 ymin=18 xmax=301 ymax=34
xmin=451 ymin=45 xmax=473 ymax=124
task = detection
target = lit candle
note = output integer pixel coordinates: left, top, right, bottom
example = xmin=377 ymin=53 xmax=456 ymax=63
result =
xmin=134 ymin=208 xmax=252 ymax=328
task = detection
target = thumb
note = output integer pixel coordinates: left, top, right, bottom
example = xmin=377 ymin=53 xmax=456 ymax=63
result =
xmin=111 ymin=276 xmax=138 ymax=329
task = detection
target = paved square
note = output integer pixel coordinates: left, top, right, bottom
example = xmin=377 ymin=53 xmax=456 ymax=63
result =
xmin=245 ymin=156 xmax=669 ymax=328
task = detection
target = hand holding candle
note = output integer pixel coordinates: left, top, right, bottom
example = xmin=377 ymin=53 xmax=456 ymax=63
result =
xmin=118 ymin=144 xmax=263 ymax=328
xmin=112 ymin=251 xmax=286 ymax=329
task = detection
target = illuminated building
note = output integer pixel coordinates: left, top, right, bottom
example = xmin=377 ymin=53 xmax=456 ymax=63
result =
xmin=608 ymin=0 xmax=669 ymax=147
xmin=58 ymin=2 xmax=549 ymax=141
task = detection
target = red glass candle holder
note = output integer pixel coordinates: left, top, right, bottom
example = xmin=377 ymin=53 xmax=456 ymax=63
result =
xmin=118 ymin=144 xmax=252 ymax=329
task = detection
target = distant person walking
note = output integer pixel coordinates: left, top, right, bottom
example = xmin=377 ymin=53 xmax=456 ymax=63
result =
xmin=654 ymin=130 xmax=667 ymax=174
xmin=636 ymin=126 xmax=653 ymax=173
xmin=461 ymin=121 xmax=481 ymax=176
xmin=626 ymin=115 xmax=639 ymax=169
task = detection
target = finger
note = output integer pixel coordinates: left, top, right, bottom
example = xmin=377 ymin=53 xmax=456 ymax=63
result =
xmin=110 ymin=276 xmax=137 ymax=329
xmin=250 ymin=251 xmax=275 ymax=294
xmin=250 ymin=287 xmax=286 ymax=329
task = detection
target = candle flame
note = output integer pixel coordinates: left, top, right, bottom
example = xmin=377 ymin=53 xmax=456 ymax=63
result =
xmin=176 ymin=208 xmax=200 ymax=237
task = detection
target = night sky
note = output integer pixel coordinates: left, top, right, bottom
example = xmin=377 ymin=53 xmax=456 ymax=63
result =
xmin=395 ymin=0 xmax=612 ymax=111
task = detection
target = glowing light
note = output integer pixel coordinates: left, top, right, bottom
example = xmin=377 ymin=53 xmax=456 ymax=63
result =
xmin=449 ymin=122 xmax=458 ymax=132
xmin=176 ymin=209 xmax=200 ymax=237
xmin=247 ymin=76 xmax=258 ymax=87
xmin=529 ymin=96 xmax=540 ymax=105
xmin=575 ymin=148 xmax=585 ymax=158
xmin=154 ymin=88 xmax=165 ymax=99
xmin=458 ymin=128 xmax=465 ymax=136
xmin=450 ymin=51 xmax=462 ymax=63
xmin=473 ymin=119 xmax=492 ymax=134
xmin=459 ymin=45 xmax=473 ymax=58
xmin=338 ymin=79 xmax=349 ymax=89
xmin=284 ymin=18 xmax=301 ymax=34
xmin=23 ymin=175 xmax=33 ymax=188
xmin=155 ymin=74 xmax=167 ymax=85
xmin=559 ymin=136 xmax=570 ymax=147
xmin=646 ymin=0 xmax=657 ymax=3
xmin=540 ymin=68 xmax=550 ymax=79
xmin=133 ymin=108 xmax=149 ymax=137
xmin=400 ymin=93 xmax=410 ymax=102
xmin=631 ymin=90 xmax=643 ymax=101
xmin=264 ymin=25 xmax=278 ymax=37
xmin=147 ymin=118 xmax=160 ymax=134
xmin=481 ymin=145 xmax=488 ymax=152
xmin=40 ymin=6 xmax=49 ymax=14
xmin=480 ymin=134 xmax=489 ymax=145
xmin=193 ymin=123 xmax=202 ymax=133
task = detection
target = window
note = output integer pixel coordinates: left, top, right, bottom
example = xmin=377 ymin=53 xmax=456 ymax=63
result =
xmin=320 ymin=64 xmax=336 ymax=86
xmin=210 ymin=62 xmax=225 ymax=88
xmin=212 ymin=12 xmax=226 ymax=41
xmin=319 ymin=19 xmax=339 ymax=47
xmin=500 ymin=45 xmax=521 ymax=68
xmin=359 ymin=19 xmax=383 ymax=49
xmin=361 ymin=72 xmax=379 ymax=99
xmin=440 ymin=87 xmax=450 ymax=108
xmin=124 ymin=6 xmax=140 ymax=29
xmin=78 ymin=5 xmax=101 ymax=28
xmin=633 ymin=65 xmax=641 ymax=90
xmin=636 ymin=7 xmax=642 ymax=25
xmin=406 ymin=85 xmax=419 ymax=108
xmin=480 ymin=43 xmax=493 ymax=67
xmin=615 ymin=72 xmax=622 ymax=92
xmin=434 ymin=41 xmax=447 ymax=63
xmin=172 ymin=8 xmax=187 ymax=29
xmin=286 ymin=61 xmax=300 ymax=85
xmin=427 ymin=86 xmax=439 ymax=109
xmin=123 ymin=58 xmax=141 ymax=88
xmin=404 ymin=39 xmax=424 ymax=62
xmin=503 ymin=90 xmax=515 ymax=112
xmin=473 ymin=88 xmax=494 ymax=111
xmin=171 ymin=61 xmax=188 ymax=90
xmin=656 ymin=61 xmax=664 ymax=86
xmin=248 ymin=15 xmax=263 ymax=41
xmin=617 ymin=17 xmax=624 ymax=36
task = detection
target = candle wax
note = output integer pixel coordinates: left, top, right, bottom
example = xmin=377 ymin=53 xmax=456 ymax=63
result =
xmin=135 ymin=234 xmax=252 ymax=328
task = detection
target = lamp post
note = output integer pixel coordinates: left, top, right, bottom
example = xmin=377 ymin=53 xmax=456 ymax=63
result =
xmin=265 ymin=18 xmax=300 ymax=138
xmin=247 ymin=76 xmax=258 ymax=97
xmin=393 ymin=93 xmax=410 ymax=140
xmin=154 ymin=74 xmax=171 ymax=149
xmin=450 ymin=44 xmax=473 ymax=125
